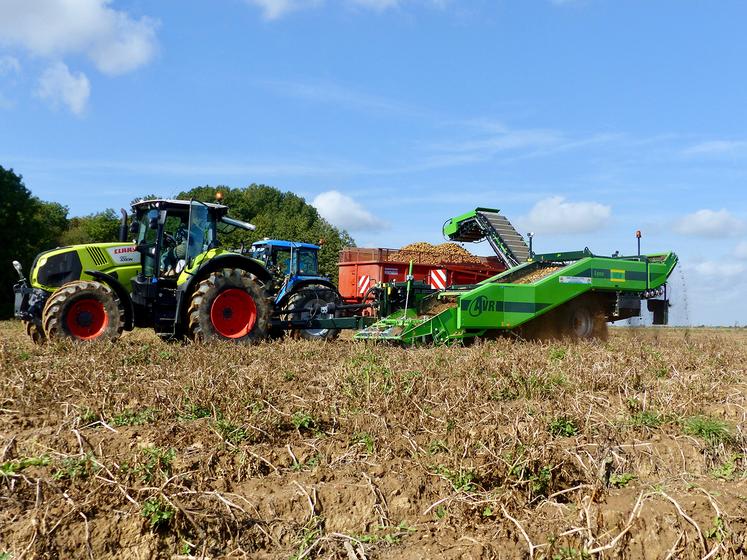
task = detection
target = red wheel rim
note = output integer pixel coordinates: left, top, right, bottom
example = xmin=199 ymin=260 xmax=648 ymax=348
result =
xmin=65 ymin=299 xmax=109 ymax=340
xmin=210 ymin=288 xmax=257 ymax=338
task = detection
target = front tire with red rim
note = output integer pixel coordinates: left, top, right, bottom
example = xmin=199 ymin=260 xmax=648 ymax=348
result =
xmin=42 ymin=280 xmax=124 ymax=342
xmin=188 ymin=269 xmax=270 ymax=343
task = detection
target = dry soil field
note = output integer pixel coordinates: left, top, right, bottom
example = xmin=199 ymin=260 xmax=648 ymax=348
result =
xmin=1 ymin=322 xmax=746 ymax=559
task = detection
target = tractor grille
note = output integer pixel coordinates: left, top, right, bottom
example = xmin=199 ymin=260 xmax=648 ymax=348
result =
xmin=87 ymin=247 xmax=109 ymax=267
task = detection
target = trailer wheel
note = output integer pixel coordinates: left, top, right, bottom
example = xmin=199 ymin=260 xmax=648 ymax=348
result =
xmin=42 ymin=281 xmax=124 ymax=342
xmin=286 ymin=287 xmax=340 ymax=341
xmin=188 ymin=269 xmax=271 ymax=343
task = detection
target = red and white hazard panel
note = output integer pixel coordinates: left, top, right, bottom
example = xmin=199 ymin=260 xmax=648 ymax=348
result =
xmin=358 ymin=275 xmax=371 ymax=294
xmin=428 ymin=269 xmax=447 ymax=290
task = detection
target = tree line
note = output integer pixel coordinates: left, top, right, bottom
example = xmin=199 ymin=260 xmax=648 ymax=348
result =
xmin=0 ymin=166 xmax=355 ymax=318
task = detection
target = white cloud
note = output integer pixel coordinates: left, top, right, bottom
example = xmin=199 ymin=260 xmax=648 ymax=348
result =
xmin=673 ymin=209 xmax=745 ymax=238
xmin=691 ymin=261 xmax=747 ymax=279
xmin=0 ymin=55 xmax=20 ymax=76
xmin=351 ymin=0 xmax=400 ymax=10
xmin=0 ymin=0 xmax=158 ymax=75
xmin=735 ymin=241 xmax=747 ymax=260
xmin=520 ymin=196 xmax=611 ymax=234
xmin=36 ymin=62 xmax=90 ymax=115
xmin=683 ymin=140 xmax=747 ymax=156
xmin=312 ymin=190 xmax=387 ymax=232
xmin=245 ymin=0 xmax=320 ymax=19
xmin=246 ymin=0 xmax=447 ymax=19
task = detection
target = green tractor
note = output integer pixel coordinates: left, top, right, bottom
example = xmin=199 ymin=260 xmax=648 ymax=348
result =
xmin=13 ymin=199 xmax=276 ymax=343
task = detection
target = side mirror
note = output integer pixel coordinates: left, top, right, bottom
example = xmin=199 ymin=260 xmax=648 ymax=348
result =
xmin=12 ymin=260 xmax=24 ymax=281
xmin=149 ymin=216 xmax=159 ymax=230
xmin=129 ymin=221 xmax=139 ymax=234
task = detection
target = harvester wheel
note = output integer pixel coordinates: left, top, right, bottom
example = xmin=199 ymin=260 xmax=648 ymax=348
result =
xmin=42 ymin=281 xmax=124 ymax=342
xmin=560 ymin=297 xmax=608 ymax=340
xmin=285 ymin=287 xmax=341 ymax=341
xmin=188 ymin=269 xmax=270 ymax=343
xmin=23 ymin=320 xmax=46 ymax=344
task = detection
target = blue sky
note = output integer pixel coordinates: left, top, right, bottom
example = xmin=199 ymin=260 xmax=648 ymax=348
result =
xmin=1 ymin=0 xmax=746 ymax=325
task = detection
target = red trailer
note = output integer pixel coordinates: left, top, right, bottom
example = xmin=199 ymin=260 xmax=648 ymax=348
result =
xmin=338 ymin=247 xmax=505 ymax=304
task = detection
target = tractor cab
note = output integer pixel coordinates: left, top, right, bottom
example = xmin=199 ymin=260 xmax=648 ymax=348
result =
xmin=250 ymin=240 xmax=320 ymax=278
xmin=131 ymin=199 xmax=254 ymax=280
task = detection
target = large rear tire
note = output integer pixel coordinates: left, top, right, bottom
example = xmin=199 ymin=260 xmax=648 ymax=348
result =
xmin=188 ymin=269 xmax=271 ymax=343
xmin=42 ymin=281 xmax=124 ymax=342
xmin=285 ymin=287 xmax=340 ymax=341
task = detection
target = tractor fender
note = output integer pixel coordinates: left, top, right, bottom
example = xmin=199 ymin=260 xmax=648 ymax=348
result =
xmin=85 ymin=270 xmax=135 ymax=331
xmin=175 ymin=253 xmax=273 ymax=326
xmin=277 ymin=278 xmax=341 ymax=309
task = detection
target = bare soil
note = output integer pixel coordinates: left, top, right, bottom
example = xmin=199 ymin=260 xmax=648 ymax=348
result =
xmin=1 ymin=323 xmax=746 ymax=559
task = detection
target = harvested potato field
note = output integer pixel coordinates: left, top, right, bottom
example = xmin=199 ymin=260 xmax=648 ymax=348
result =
xmin=1 ymin=322 xmax=747 ymax=559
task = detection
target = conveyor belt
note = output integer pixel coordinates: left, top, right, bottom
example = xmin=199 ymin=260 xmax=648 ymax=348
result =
xmin=474 ymin=210 xmax=530 ymax=267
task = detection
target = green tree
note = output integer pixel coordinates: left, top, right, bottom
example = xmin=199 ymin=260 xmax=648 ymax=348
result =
xmin=60 ymin=209 xmax=121 ymax=245
xmin=177 ymin=185 xmax=355 ymax=281
xmin=0 ymin=166 xmax=70 ymax=318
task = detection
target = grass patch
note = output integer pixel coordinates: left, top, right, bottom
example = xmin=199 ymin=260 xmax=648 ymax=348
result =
xmin=683 ymin=415 xmax=734 ymax=446
xmin=111 ymin=407 xmax=158 ymax=427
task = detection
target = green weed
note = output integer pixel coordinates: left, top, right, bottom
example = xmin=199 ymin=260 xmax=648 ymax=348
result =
xmin=351 ymin=432 xmax=375 ymax=454
xmin=53 ymin=454 xmax=96 ymax=481
xmin=290 ymin=515 xmax=323 ymax=560
xmin=711 ymin=454 xmax=743 ymax=480
xmin=141 ymin=497 xmax=175 ymax=529
xmin=216 ymin=418 xmax=249 ymax=444
xmin=609 ymin=472 xmax=636 ymax=488
xmin=549 ymin=416 xmax=579 ymax=437
xmin=629 ymin=410 xmax=663 ymax=428
xmin=552 ymin=547 xmax=591 ymax=560
xmin=292 ymin=411 xmax=317 ymax=432
xmin=0 ymin=455 xmax=50 ymax=476
xmin=138 ymin=446 xmax=175 ymax=483
xmin=435 ymin=465 xmax=477 ymax=492
xmin=179 ymin=400 xmax=212 ymax=421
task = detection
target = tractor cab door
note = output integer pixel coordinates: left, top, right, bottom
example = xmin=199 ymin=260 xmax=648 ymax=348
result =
xmin=184 ymin=200 xmax=216 ymax=270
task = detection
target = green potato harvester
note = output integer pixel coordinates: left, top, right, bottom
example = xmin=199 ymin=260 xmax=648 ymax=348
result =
xmin=356 ymin=208 xmax=678 ymax=344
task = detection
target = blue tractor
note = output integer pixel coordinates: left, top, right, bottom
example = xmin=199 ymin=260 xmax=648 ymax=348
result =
xmin=248 ymin=239 xmax=341 ymax=340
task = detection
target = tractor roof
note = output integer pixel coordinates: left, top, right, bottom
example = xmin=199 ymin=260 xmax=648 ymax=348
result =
xmin=131 ymin=198 xmax=229 ymax=215
xmin=252 ymin=239 xmax=320 ymax=250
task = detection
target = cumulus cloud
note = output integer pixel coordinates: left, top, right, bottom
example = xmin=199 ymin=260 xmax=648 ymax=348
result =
xmin=36 ymin=62 xmax=90 ymax=115
xmin=521 ymin=196 xmax=611 ymax=234
xmin=312 ymin=190 xmax=387 ymax=232
xmin=673 ymin=209 xmax=745 ymax=238
xmin=0 ymin=0 xmax=158 ymax=75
